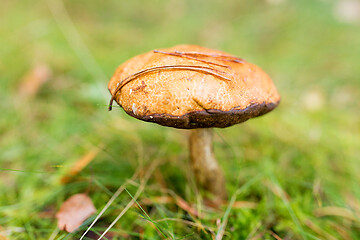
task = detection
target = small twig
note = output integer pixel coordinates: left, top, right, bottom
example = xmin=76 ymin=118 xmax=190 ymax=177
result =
xmin=153 ymin=50 xmax=231 ymax=68
xmin=174 ymin=51 xmax=245 ymax=63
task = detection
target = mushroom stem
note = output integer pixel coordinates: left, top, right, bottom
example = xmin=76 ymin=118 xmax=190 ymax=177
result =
xmin=189 ymin=128 xmax=227 ymax=200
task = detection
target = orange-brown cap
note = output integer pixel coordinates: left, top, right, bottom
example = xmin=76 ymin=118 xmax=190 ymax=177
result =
xmin=108 ymin=45 xmax=280 ymax=129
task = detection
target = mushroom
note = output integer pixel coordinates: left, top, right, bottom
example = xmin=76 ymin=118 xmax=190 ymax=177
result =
xmin=108 ymin=45 xmax=280 ymax=201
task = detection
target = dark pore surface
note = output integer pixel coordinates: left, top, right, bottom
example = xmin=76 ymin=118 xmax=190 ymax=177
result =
xmin=126 ymin=101 xmax=280 ymax=129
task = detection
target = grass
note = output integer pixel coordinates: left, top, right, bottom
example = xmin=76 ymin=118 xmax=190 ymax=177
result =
xmin=1 ymin=0 xmax=360 ymax=239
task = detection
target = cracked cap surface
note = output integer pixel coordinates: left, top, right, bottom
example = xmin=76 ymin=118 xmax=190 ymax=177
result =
xmin=108 ymin=44 xmax=280 ymax=129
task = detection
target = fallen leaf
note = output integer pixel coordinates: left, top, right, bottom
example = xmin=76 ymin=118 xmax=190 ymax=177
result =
xmin=56 ymin=193 xmax=96 ymax=232
xmin=18 ymin=64 xmax=52 ymax=98
xmin=61 ymin=147 xmax=101 ymax=184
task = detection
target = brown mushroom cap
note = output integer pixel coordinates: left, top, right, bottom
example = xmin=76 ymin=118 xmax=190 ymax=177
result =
xmin=108 ymin=45 xmax=280 ymax=129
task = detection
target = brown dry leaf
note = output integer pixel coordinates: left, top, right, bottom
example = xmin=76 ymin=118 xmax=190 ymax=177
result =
xmin=314 ymin=206 xmax=357 ymax=221
xmin=56 ymin=193 xmax=96 ymax=232
xmin=61 ymin=147 xmax=101 ymax=184
xmin=18 ymin=64 xmax=52 ymax=98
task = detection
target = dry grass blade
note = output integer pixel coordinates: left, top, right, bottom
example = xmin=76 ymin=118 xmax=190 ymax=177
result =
xmin=79 ymin=168 xmax=141 ymax=240
xmin=18 ymin=64 xmax=51 ymax=98
xmin=165 ymin=190 xmax=201 ymax=218
xmin=328 ymin=222 xmax=352 ymax=240
xmin=47 ymin=227 xmax=60 ymax=240
xmin=174 ymin=196 xmax=200 ymax=218
xmin=266 ymin=177 xmax=307 ymax=239
xmin=304 ymin=219 xmax=337 ymax=240
xmin=56 ymin=193 xmax=96 ymax=233
xmin=345 ymin=194 xmax=360 ymax=215
xmin=141 ymin=196 xmax=173 ymax=205
xmin=228 ymin=201 xmax=257 ymax=209
xmin=269 ymin=231 xmax=283 ymax=240
xmin=96 ymin=158 xmax=162 ymax=240
xmin=314 ymin=206 xmax=358 ymax=221
xmin=141 ymin=195 xmax=201 ymax=217
xmin=245 ymin=221 xmax=262 ymax=240
xmin=216 ymin=176 xmax=262 ymax=240
xmin=155 ymin=218 xmax=215 ymax=236
xmin=313 ymin=178 xmax=323 ymax=207
xmin=153 ymin=50 xmax=231 ymax=68
xmin=248 ymin=231 xmax=265 ymax=240
xmin=173 ymin=51 xmax=245 ymax=63
xmin=61 ymin=147 xmax=101 ymax=184
xmin=264 ymin=180 xmax=290 ymax=200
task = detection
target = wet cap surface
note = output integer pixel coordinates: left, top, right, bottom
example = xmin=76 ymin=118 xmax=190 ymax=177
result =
xmin=108 ymin=45 xmax=280 ymax=129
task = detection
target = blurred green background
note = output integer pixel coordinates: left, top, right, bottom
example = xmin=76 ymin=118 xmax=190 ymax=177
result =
xmin=1 ymin=0 xmax=360 ymax=239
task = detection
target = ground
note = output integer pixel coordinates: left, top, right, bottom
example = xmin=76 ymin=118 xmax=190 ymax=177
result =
xmin=0 ymin=0 xmax=360 ymax=239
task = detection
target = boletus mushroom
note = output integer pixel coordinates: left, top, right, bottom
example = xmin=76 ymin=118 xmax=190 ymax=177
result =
xmin=108 ymin=45 xmax=280 ymax=201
